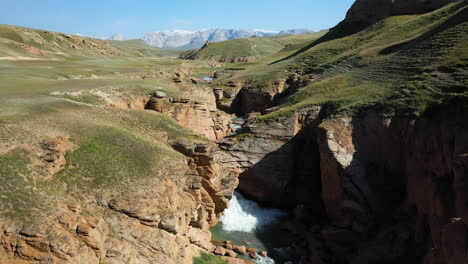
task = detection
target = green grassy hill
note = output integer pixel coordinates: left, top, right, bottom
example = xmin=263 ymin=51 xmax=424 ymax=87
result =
xmin=0 ymin=24 xmax=175 ymax=59
xmin=216 ymin=1 xmax=467 ymax=122
xmin=0 ymin=24 xmax=220 ymax=221
xmin=109 ymin=39 xmax=181 ymax=57
xmin=181 ymin=32 xmax=326 ymax=62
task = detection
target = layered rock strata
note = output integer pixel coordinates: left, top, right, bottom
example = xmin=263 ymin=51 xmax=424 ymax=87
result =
xmin=219 ymin=101 xmax=468 ymax=263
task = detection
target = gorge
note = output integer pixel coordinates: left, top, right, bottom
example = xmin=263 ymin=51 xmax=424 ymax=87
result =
xmin=0 ymin=0 xmax=467 ymax=264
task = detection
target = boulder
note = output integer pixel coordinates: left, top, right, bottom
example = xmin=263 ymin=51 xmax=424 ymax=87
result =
xmin=213 ymin=88 xmax=224 ymax=101
xmin=215 ymin=246 xmax=227 ymax=256
xmin=233 ymin=245 xmax=247 ymax=254
xmin=171 ymin=138 xmax=195 ymax=156
xmin=225 ymin=240 xmax=233 ymax=249
xmin=226 ymin=249 xmax=237 ymax=258
xmin=154 ymin=91 xmax=167 ymax=98
xmin=248 ymin=251 xmax=258 ymax=260
xmin=158 ymin=214 xmax=178 ymax=234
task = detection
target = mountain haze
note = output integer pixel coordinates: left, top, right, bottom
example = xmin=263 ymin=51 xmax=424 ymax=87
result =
xmin=108 ymin=34 xmax=127 ymax=41
xmin=140 ymin=28 xmax=317 ymax=49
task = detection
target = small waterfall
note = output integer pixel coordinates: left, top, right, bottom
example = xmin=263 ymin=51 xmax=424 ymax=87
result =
xmin=220 ymin=192 xmax=286 ymax=232
xmin=219 ymin=192 xmax=286 ymax=264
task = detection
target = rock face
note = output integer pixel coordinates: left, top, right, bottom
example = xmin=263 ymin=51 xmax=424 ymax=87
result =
xmin=345 ymin=0 xmax=456 ymax=25
xmin=171 ymin=139 xmax=239 ymax=224
xmin=146 ymin=96 xmax=232 ymax=140
xmin=0 ymin=180 xmax=203 ymax=264
xmin=223 ymin=73 xmax=314 ymax=115
xmin=219 ymin=106 xmax=323 ymax=207
xmin=0 ymin=136 xmax=239 ymax=264
xmin=219 ymin=101 xmax=468 ymax=263
xmin=317 ymin=104 xmax=468 ymax=263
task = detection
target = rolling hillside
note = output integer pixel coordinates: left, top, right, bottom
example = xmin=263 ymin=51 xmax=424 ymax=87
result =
xmin=181 ymin=32 xmax=326 ymax=62
xmin=108 ymin=39 xmax=181 ymax=57
xmin=0 ymin=24 xmax=175 ymax=59
xmin=213 ymin=1 xmax=467 ymax=122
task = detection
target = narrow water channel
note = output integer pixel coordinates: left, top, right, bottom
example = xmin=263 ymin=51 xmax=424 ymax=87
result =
xmin=211 ymin=192 xmax=294 ymax=263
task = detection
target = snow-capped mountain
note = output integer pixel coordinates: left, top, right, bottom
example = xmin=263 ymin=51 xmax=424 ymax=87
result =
xmin=141 ymin=29 xmax=281 ymax=49
xmin=107 ymin=34 xmax=127 ymax=41
xmin=107 ymin=28 xmax=317 ymax=49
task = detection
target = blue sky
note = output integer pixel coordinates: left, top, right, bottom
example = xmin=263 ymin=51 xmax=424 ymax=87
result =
xmin=1 ymin=0 xmax=355 ymax=38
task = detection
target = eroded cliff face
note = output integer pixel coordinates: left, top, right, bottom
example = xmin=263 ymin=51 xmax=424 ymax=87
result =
xmin=216 ymin=73 xmax=314 ymax=116
xmin=146 ymin=96 xmax=232 ymax=141
xmin=218 ymin=106 xmax=323 ymax=208
xmin=0 ymin=137 xmax=239 ymax=264
xmin=219 ymin=101 xmax=468 ymax=263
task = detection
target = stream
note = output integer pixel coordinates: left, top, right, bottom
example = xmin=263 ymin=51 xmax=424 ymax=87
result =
xmin=202 ymin=75 xmax=213 ymax=82
xmin=211 ymin=192 xmax=294 ymax=264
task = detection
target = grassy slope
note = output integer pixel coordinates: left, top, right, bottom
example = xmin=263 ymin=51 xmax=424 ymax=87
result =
xmin=0 ymin=99 xmax=204 ymax=220
xmin=109 ymin=39 xmax=181 ymax=57
xmin=182 ymin=32 xmax=326 ymax=61
xmin=0 ymin=26 xmax=214 ymax=221
xmin=217 ymin=1 xmax=467 ymax=122
xmin=0 ymin=24 xmax=173 ymax=59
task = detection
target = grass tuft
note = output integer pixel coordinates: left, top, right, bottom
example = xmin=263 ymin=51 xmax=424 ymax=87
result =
xmin=193 ymin=253 xmax=228 ymax=264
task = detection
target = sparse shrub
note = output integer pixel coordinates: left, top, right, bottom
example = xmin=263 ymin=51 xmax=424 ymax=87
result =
xmin=193 ymin=252 xmax=227 ymax=264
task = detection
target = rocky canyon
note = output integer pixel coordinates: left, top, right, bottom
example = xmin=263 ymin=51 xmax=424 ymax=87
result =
xmin=0 ymin=0 xmax=467 ymax=264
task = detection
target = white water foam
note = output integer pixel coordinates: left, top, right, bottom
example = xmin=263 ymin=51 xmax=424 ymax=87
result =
xmin=220 ymin=192 xmax=286 ymax=232
xmin=255 ymin=255 xmax=276 ymax=264
xmin=219 ymin=193 xmax=286 ymax=263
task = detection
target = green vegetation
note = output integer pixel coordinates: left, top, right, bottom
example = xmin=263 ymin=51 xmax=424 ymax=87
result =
xmin=0 ymin=24 xmax=176 ymax=59
xmin=0 ymin=22 xmax=213 ymax=218
xmin=257 ymin=76 xmax=387 ymax=123
xmin=0 ymin=1 xmax=466 ymax=224
xmin=221 ymin=1 xmax=468 ymax=123
xmin=58 ymin=127 xmax=168 ymax=187
xmin=0 ymin=149 xmax=53 ymax=219
xmin=236 ymin=132 xmax=255 ymax=142
xmin=193 ymin=253 xmax=228 ymax=264
xmin=109 ymin=39 xmax=181 ymax=57
xmin=182 ymin=32 xmax=325 ymax=62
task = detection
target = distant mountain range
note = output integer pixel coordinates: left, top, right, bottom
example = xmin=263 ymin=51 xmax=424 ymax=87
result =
xmin=107 ymin=28 xmax=317 ymax=49
xmin=108 ymin=34 xmax=127 ymax=41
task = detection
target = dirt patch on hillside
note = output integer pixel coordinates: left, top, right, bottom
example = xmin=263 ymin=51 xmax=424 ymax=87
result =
xmin=0 ymin=56 xmax=40 ymax=60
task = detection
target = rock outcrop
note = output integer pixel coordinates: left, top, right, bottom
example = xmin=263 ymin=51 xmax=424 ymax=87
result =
xmin=172 ymin=139 xmax=239 ymax=224
xmin=0 ymin=135 xmax=241 ymax=264
xmin=146 ymin=95 xmax=232 ymax=140
xmin=219 ymin=101 xmax=468 ymax=263
xmin=222 ymin=73 xmax=314 ymax=115
xmin=0 ymin=179 xmax=202 ymax=264
xmin=219 ymin=106 xmax=323 ymax=207
xmin=218 ymin=56 xmax=257 ymax=63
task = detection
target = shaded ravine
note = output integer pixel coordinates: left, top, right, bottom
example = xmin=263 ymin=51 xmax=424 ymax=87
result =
xmin=139 ymin=74 xmax=468 ymax=264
